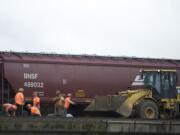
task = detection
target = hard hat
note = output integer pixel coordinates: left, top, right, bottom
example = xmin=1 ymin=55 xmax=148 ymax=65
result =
xmin=12 ymin=105 xmax=17 ymax=110
xmin=67 ymin=93 xmax=72 ymax=97
xmin=18 ymin=88 xmax=24 ymax=92
xmin=27 ymin=104 xmax=32 ymax=108
xmin=56 ymin=90 xmax=61 ymax=94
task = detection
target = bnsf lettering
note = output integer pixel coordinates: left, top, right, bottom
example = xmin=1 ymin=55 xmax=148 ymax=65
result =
xmin=24 ymin=82 xmax=44 ymax=88
xmin=24 ymin=73 xmax=38 ymax=79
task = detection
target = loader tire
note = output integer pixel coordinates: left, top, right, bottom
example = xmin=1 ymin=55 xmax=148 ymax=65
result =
xmin=139 ymin=100 xmax=159 ymax=119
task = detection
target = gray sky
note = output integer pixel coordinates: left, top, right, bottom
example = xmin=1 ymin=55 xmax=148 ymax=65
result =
xmin=0 ymin=0 xmax=180 ymax=59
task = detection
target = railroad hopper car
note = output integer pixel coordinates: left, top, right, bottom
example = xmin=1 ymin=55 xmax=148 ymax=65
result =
xmin=0 ymin=52 xmax=180 ymax=114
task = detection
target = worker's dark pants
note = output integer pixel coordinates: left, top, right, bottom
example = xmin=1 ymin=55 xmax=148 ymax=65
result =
xmin=16 ymin=104 xmax=23 ymax=116
xmin=54 ymin=106 xmax=64 ymax=116
xmin=64 ymin=108 xmax=69 ymax=117
xmin=5 ymin=110 xmax=12 ymax=116
xmin=7 ymin=110 xmax=14 ymax=116
xmin=32 ymin=114 xmax=40 ymax=117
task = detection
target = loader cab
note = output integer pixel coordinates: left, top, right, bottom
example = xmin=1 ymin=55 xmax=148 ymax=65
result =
xmin=141 ymin=70 xmax=177 ymax=99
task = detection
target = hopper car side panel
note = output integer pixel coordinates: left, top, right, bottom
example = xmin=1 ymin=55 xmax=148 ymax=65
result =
xmin=2 ymin=62 xmax=180 ymax=101
xmin=3 ymin=62 xmax=137 ymax=103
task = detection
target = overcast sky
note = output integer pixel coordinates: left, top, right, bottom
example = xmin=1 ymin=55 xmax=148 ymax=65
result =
xmin=0 ymin=0 xmax=180 ymax=59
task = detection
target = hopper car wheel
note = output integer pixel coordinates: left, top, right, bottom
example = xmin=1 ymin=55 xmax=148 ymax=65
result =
xmin=139 ymin=100 xmax=159 ymax=119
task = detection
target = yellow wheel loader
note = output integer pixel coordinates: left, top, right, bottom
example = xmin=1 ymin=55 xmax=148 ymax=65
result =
xmin=85 ymin=69 xmax=180 ymax=119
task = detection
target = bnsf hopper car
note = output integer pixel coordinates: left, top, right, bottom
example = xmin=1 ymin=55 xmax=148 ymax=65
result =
xmin=0 ymin=52 xmax=180 ymax=114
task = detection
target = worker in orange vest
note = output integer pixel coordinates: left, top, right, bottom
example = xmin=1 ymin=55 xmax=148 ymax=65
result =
xmin=27 ymin=104 xmax=41 ymax=116
xmin=64 ymin=93 xmax=74 ymax=117
xmin=33 ymin=93 xmax=40 ymax=109
xmin=3 ymin=103 xmax=17 ymax=116
xmin=52 ymin=90 xmax=65 ymax=116
xmin=15 ymin=88 xmax=25 ymax=116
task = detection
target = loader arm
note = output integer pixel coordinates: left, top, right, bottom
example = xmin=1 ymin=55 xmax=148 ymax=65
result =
xmin=116 ymin=90 xmax=150 ymax=117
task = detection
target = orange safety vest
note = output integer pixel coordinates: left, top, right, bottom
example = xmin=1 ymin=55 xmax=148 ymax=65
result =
xmin=31 ymin=106 xmax=41 ymax=116
xmin=64 ymin=97 xmax=71 ymax=109
xmin=33 ymin=96 xmax=40 ymax=107
xmin=15 ymin=92 xmax=24 ymax=105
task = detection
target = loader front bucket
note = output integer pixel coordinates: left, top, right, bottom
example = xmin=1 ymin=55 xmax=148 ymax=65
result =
xmin=116 ymin=90 xmax=148 ymax=117
xmin=85 ymin=95 xmax=127 ymax=112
